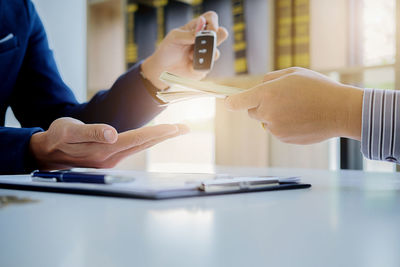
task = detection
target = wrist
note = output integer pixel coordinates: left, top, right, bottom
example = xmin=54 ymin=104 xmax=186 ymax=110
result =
xmin=142 ymin=56 xmax=168 ymax=90
xmin=29 ymin=131 xmax=47 ymax=169
xmin=335 ymin=85 xmax=363 ymax=140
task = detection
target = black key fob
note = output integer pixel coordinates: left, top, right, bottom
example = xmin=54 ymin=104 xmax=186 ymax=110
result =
xmin=193 ymin=30 xmax=216 ymax=71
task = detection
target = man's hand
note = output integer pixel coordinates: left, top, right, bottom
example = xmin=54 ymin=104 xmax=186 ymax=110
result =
xmin=29 ymin=117 xmax=189 ymax=170
xmin=225 ymin=67 xmax=364 ymax=144
xmin=141 ymin=11 xmax=229 ymax=90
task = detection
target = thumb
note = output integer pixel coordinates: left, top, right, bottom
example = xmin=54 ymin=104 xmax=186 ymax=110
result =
xmin=263 ymin=67 xmax=300 ymax=82
xmin=168 ymin=28 xmax=196 ymax=45
xmin=225 ymin=86 xmax=263 ymax=111
xmin=66 ymin=123 xmax=118 ymax=144
xmin=194 ymin=16 xmax=206 ymax=32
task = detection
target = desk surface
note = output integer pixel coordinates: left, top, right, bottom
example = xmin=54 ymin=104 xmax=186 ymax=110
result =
xmin=1 ymin=167 xmax=400 ymax=267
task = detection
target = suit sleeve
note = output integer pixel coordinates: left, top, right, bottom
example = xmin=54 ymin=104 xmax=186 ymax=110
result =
xmin=361 ymin=88 xmax=400 ymax=163
xmin=0 ymin=127 xmax=43 ymax=174
xmin=4 ymin=1 xmax=164 ymax=174
xmin=10 ymin=1 xmax=164 ymax=132
xmin=67 ymin=63 xmax=165 ymax=132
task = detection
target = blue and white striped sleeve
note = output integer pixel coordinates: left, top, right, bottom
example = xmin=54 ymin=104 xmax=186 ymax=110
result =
xmin=361 ymin=88 xmax=400 ymax=163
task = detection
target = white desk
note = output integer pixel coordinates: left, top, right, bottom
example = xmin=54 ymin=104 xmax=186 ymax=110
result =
xmin=1 ymin=167 xmax=400 ymax=267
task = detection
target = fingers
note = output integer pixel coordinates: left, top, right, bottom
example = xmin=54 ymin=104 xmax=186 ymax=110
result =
xmin=182 ymin=11 xmax=227 ymax=45
xmin=216 ymin=27 xmax=229 ymax=46
xmin=185 ymin=11 xmax=219 ymax=32
xmin=195 ymin=16 xmax=206 ymax=32
xmin=63 ymin=124 xmax=190 ymax=169
xmin=248 ymin=107 xmax=270 ymax=123
xmin=184 ymin=15 xmax=206 ymax=31
xmin=203 ymin=11 xmax=219 ymax=32
xmin=104 ymin=126 xmax=189 ymax=168
xmin=214 ymin=48 xmax=220 ymax=61
xmin=248 ymin=108 xmax=261 ymax=121
xmin=202 ymin=11 xmax=228 ymax=46
xmin=175 ymin=123 xmax=191 ymax=134
xmin=104 ymin=123 xmax=189 ymax=155
xmin=114 ymin=124 xmax=181 ymax=150
xmin=188 ymin=46 xmax=194 ymax=61
xmin=227 ymin=68 xmax=303 ymax=111
xmin=225 ymin=67 xmax=302 ymax=111
xmin=36 ymin=119 xmax=190 ymax=170
xmin=64 ymin=120 xmax=118 ymax=144
xmin=168 ymin=29 xmax=196 ymax=45
xmin=263 ymin=67 xmax=303 ymax=82
xmin=225 ymin=86 xmax=263 ymax=111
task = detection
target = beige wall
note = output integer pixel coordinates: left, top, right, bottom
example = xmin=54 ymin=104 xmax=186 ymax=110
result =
xmin=215 ymin=76 xmax=269 ymax=167
xmin=310 ymin=0 xmax=348 ymax=70
xmin=87 ymin=0 xmax=125 ymax=95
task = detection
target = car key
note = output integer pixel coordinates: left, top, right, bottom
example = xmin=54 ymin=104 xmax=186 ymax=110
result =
xmin=193 ymin=30 xmax=217 ymax=71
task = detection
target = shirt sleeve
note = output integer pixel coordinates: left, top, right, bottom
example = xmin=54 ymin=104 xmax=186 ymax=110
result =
xmin=361 ymin=88 xmax=400 ymax=163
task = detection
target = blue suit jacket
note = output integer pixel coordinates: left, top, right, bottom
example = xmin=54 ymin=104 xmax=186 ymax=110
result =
xmin=0 ymin=0 xmax=164 ymax=174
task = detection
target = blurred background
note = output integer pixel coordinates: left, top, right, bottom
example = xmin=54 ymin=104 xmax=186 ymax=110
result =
xmin=8 ymin=0 xmax=399 ymax=173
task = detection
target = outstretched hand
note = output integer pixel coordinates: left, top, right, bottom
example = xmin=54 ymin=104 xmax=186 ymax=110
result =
xmin=29 ymin=117 xmax=189 ymax=170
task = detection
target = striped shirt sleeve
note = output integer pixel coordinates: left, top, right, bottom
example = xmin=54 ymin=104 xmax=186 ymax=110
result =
xmin=361 ymin=88 xmax=400 ymax=163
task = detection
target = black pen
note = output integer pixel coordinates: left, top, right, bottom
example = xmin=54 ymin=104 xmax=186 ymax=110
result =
xmin=31 ymin=170 xmax=134 ymax=184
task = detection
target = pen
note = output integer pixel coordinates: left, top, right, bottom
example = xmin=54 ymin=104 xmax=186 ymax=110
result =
xmin=31 ymin=170 xmax=134 ymax=184
xmin=198 ymin=176 xmax=301 ymax=192
xmin=199 ymin=177 xmax=280 ymax=192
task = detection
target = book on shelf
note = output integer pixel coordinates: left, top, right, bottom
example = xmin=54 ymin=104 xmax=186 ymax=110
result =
xmin=232 ymin=0 xmax=248 ymax=74
xmin=157 ymin=71 xmax=244 ymax=104
xmin=274 ymin=0 xmax=310 ymax=69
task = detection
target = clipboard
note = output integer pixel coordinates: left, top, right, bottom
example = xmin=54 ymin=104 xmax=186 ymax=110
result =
xmin=0 ymin=170 xmax=311 ymax=200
